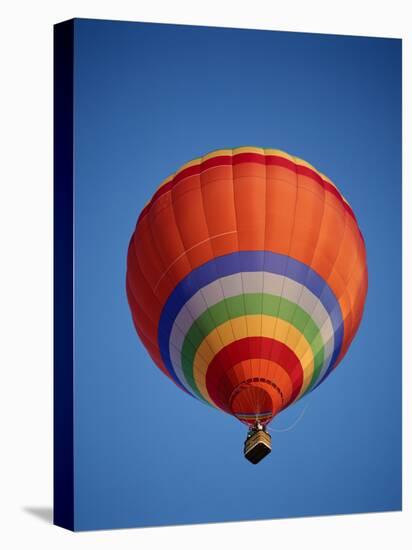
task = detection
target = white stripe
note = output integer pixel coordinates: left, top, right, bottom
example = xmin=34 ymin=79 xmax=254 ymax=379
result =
xmin=312 ymin=311 xmax=344 ymax=386
xmin=169 ymin=271 xmax=336 ymax=390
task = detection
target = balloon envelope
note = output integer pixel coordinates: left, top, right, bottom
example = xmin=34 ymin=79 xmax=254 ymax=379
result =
xmin=126 ymin=147 xmax=368 ymax=426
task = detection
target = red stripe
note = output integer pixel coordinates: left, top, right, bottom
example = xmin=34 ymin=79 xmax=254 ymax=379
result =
xmin=205 ymin=337 xmax=303 ymax=413
xmin=137 ymin=152 xmax=357 ymax=224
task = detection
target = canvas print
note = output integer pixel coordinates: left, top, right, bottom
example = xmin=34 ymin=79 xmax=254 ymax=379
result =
xmin=54 ymin=18 xmax=402 ymax=531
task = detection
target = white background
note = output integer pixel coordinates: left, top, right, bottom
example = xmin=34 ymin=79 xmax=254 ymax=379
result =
xmin=0 ymin=1 xmax=410 ymax=548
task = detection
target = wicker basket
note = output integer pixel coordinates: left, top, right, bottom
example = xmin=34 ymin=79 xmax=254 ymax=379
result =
xmin=244 ymin=429 xmax=272 ymax=464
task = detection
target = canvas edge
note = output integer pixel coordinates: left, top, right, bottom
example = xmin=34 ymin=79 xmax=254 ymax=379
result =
xmin=53 ymin=18 xmax=75 ymax=532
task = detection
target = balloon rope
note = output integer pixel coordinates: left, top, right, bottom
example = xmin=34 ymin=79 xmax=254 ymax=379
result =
xmin=267 ymin=403 xmax=309 ymax=433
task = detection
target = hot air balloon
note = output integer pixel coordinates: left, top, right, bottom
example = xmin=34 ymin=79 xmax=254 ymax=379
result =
xmin=126 ymin=147 xmax=368 ymax=464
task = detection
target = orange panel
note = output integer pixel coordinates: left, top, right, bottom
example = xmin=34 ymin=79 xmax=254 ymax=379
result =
xmin=266 ymin=164 xmax=298 ymax=186
xmin=148 ymin=193 xmax=192 ymax=295
xmin=265 ymin=177 xmax=298 ymax=256
xmin=198 ymin=163 xmax=233 ymax=185
xmin=126 ymin=243 xmax=162 ymax=330
xmin=331 ymin=216 xmax=363 ymax=288
xmin=310 ymin=198 xmax=346 ymax=289
xmin=170 ymin=173 xmax=215 ymax=269
xmin=234 ymin=175 xmax=266 ymax=251
xmin=289 ymin=178 xmax=326 ymax=265
xmin=133 ymin=217 xmax=168 ymax=295
xmin=199 ymin=172 xmax=239 ymax=258
xmin=233 ymin=160 xmax=266 ymax=180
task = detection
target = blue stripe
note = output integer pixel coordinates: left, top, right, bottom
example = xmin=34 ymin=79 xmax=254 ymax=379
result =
xmin=158 ymin=251 xmax=344 ymax=394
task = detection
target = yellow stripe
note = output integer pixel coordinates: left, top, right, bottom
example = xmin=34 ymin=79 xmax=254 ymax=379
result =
xmin=202 ymin=148 xmax=234 ymax=161
xmin=143 ymin=147 xmax=353 ymax=213
xmin=193 ymin=315 xmax=314 ymax=406
xmin=232 ymin=145 xmax=264 ymax=155
xmin=263 ymin=148 xmax=295 ymax=162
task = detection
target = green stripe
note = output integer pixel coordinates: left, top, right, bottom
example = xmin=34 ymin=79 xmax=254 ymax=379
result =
xmin=181 ymin=293 xmax=325 ymax=399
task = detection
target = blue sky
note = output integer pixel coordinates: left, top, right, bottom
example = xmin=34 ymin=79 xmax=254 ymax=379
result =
xmin=73 ymin=19 xmax=401 ymax=530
